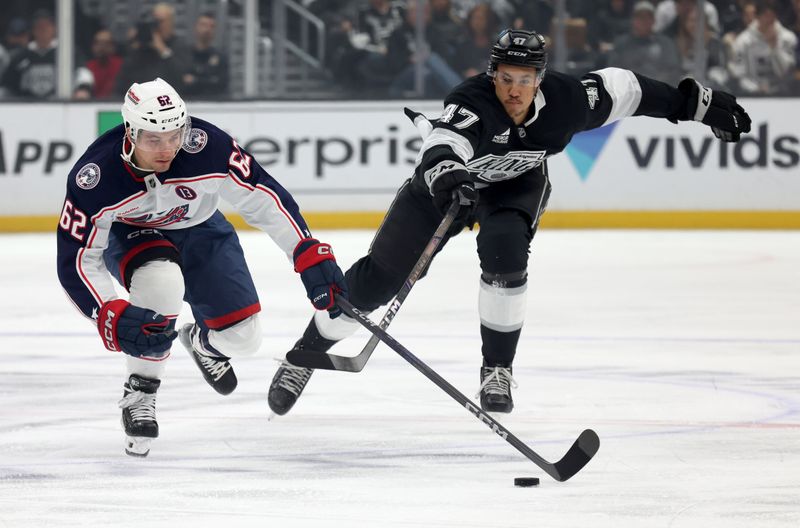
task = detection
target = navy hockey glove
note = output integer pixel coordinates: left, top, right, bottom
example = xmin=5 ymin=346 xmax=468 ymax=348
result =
xmin=293 ymin=238 xmax=349 ymax=314
xmin=97 ymin=299 xmax=176 ymax=358
xmin=426 ymin=163 xmax=478 ymax=216
xmin=675 ymin=79 xmax=752 ymax=142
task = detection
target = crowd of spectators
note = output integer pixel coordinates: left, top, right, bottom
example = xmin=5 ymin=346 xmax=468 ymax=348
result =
xmin=0 ymin=0 xmax=798 ymax=100
xmin=311 ymin=0 xmax=800 ymax=97
xmin=0 ymin=2 xmax=229 ymax=101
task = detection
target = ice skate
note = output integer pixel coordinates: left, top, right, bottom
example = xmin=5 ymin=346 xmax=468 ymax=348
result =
xmin=119 ymin=374 xmax=160 ymax=457
xmin=268 ymin=343 xmax=315 ymax=417
xmin=179 ymin=323 xmax=237 ymax=395
xmin=477 ymin=361 xmax=518 ymax=413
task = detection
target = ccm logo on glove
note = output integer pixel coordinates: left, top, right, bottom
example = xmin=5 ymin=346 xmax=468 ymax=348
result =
xmin=293 ymin=238 xmax=349 ymax=312
xmin=97 ymin=299 xmax=175 ymax=358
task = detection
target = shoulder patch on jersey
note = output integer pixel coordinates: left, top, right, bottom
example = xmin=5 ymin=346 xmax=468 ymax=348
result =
xmin=75 ymin=163 xmax=101 ymax=190
xmin=182 ymin=128 xmax=208 ymax=154
xmin=581 ymin=79 xmax=599 ymax=110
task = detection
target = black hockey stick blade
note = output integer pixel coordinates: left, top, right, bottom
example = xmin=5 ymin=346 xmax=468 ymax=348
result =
xmin=287 ymin=345 xmax=369 ymax=371
xmin=287 ymin=200 xmax=462 ymax=372
xmin=549 ymin=428 xmax=600 ymax=481
xmin=334 ymin=295 xmax=600 ymax=481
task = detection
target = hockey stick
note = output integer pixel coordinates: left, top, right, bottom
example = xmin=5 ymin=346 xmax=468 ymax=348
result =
xmin=333 ymin=296 xmax=600 ymax=482
xmin=287 ymin=198 xmax=462 ymax=372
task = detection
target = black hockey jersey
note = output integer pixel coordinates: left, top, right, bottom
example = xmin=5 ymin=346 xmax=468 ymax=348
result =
xmin=415 ymin=68 xmax=687 ymax=185
xmin=57 ymin=117 xmax=311 ymax=322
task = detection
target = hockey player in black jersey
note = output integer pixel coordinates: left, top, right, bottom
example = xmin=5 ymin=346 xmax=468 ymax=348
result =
xmin=267 ymin=29 xmax=752 ymax=416
xmin=56 ymin=78 xmax=348 ymax=456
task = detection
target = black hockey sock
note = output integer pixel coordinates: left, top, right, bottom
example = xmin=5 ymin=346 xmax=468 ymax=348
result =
xmin=299 ymin=317 xmax=339 ymax=353
xmin=480 ymin=324 xmax=521 ymax=366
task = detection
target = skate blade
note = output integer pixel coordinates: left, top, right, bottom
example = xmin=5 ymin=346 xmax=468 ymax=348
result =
xmin=125 ymin=436 xmax=152 ymax=457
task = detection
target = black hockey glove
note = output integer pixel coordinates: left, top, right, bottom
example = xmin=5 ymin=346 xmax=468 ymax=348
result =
xmin=675 ymin=79 xmax=752 ymax=142
xmin=426 ymin=162 xmax=478 ymax=216
xmin=294 ymin=238 xmax=349 ymax=316
xmin=98 ymin=299 xmax=176 ymax=358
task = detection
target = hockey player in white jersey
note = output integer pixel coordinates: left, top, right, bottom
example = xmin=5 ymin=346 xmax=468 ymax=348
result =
xmin=56 ymin=78 xmax=348 ymax=456
xmin=266 ymin=28 xmax=752 ymax=417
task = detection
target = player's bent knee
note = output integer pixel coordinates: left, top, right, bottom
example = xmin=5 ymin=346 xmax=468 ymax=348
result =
xmin=479 ymin=271 xmax=528 ymax=332
xmin=208 ymin=315 xmax=263 ymax=357
xmin=128 ymin=259 xmax=185 ymax=316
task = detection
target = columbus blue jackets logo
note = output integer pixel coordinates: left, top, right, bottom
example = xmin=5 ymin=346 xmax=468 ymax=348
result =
xmin=182 ymin=128 xmax=208 ymax=154
xmin=75 ymin=163 xmax=101 ymax=190
xmin=120 ymin=205 xmax=190 ymax=227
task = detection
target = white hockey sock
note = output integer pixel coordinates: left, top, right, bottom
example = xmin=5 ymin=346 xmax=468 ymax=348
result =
xmin=314 ymin=309 xmax=360 ymax=341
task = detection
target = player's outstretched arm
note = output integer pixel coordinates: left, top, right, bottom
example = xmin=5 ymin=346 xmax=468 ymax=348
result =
xmin=582 ymin=68 xmax=752 ymax=143
xmin=97 ymin=299 xmax=177 ymax=358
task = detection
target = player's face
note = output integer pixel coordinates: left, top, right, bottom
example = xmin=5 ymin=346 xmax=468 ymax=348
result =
xmin=494 ymin=64 xmax=539 ymax=125
xmin=132 ymin=129 xmax=183 ymax=172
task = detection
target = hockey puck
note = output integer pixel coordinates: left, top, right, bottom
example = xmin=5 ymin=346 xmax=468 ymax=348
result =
xmin=514 ymin=477 xmax=540 ymax=487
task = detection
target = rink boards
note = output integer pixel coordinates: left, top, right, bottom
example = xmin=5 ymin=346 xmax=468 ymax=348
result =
xmin=0 ymin=98 xmax=798 ymax=230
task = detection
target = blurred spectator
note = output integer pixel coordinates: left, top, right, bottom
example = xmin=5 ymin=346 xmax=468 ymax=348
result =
xmin=714 ymin=0 xmax=752 ymax=36
xmin=315 ymin=10 xmax=365 ymax=92
xmin=355 ymin=0 xmax=405 ymax=54
xmin=452 ymin=2 xmax=501 ymax=78
xmin=429 ymin=0 xmax=465 ymax=68
xmin=1 ymin=10 xmax=57 ymax=98
xmin=723 ymin=1 xmax=757 ymax=51
xmin=182 ymin=13 xmax=229 ymax=98
xmin=385 ymin=0 xmax=462 ymax=97
xmin=509 ymin=0 xmax=554 ymax=33
xmin=114 ymin=3 xmax=189 ymax=95
xmin=85 ymin=29 xmax=123 ymax=100
xmin=152 ymin=2 xmax=191 ymax=64
xmin=1 ymin=9 xmax=92 ymax=100
xmin=729 ymin=0 xmax=798 ymax=95
xmin=675 ymin=4 xmax=730 ymax=88
xmin=4 ymin=17 xmax=30 ymax=55
xmin=656 ymin=0 xmax=721 ymax=37
xmin=589 ymin=0 xmax=632 ymax=56
xmin=349 ymin=0 xmax=405 ymax=91
xmin=552 ymin=18 xmax=598 ymax=76
xmin=607 ymin=1 xmax=682 ymax=84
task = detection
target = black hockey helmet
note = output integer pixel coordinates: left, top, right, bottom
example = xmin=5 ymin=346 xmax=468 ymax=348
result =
xmin=487 ymin=29 xmax=547 ymax=80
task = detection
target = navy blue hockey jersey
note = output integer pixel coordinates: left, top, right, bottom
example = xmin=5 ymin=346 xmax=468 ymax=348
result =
xmin=57 ymin=117 xmax=311 ymax=322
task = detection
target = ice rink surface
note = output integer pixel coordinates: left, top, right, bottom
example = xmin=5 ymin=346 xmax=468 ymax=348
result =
xmin=1 ymin=228 xmax=798 ymax=527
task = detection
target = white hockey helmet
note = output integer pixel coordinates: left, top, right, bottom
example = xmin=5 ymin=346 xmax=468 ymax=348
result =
xmin=121 ymin=78 xmax=190 ymax=151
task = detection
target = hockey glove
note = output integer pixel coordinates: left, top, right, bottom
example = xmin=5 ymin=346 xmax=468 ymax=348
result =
xmin=293 ymin=238 xmax=349 ymax=314
xmin=675 ymin=79 xmax=752 ymax=142
xmin=426 ymin=162 xmax=478 ymax=216
xmin=97 ymin=299 xmax=176 ymax=358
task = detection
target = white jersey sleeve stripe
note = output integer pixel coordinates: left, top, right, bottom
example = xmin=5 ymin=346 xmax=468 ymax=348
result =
xmin=415 ymin=127 xmax=475 ymax=166
xmin=593 ymin=68 xmax=643 ymax=126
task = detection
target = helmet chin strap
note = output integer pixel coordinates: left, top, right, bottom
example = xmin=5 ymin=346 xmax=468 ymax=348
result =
xmin=120 ymin=133 xmax=152 ymax=172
